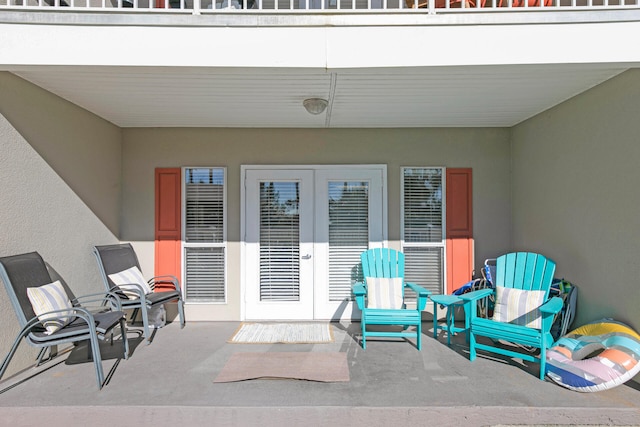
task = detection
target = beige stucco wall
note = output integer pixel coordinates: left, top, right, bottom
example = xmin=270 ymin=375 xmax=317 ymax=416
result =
xmin=121 ymin=128 xmax=512 ymax=320
xmin=511 ymin=69 xmax=640 ymax=332
xmin=0 ymin=72 xmax=121 ymax=377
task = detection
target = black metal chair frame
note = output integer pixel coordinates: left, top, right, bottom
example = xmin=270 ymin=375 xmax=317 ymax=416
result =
xmin=0 ymin=252 xmax=129 ymax=390
xmin=93 ymin=243 xmax=185 ymax=344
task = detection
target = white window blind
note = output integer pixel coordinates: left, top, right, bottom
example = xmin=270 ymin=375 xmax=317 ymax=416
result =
xmin=403 ymin=246 xmax=444 ymax=294
xmin=328 ymin=181 xmax=369 ymax=301
xmin=259 ymin=181 xmax=300 ymax=301
xmin=185 ymin=247 xmax=225 ymax=302
xmin=402 ymin=168 xmax=444 ymax=294
xmin=183 ymin=167 xmax=226 ymax=303
xmin=185 ymin=168 xmax=224 ymax=243
xmin=403 ymin=168 xmax=443 ymax=243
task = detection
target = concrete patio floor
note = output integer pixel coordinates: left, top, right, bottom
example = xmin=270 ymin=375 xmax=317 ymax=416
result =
xmin=0 ymin=320 xmax=639 ymax=427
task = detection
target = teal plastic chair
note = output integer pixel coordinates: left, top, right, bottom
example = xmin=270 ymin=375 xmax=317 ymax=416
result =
xmin=352 ymin=248 xmax=430 ymax=350
xmin=460 ymin=252 xmax=563 ymax=379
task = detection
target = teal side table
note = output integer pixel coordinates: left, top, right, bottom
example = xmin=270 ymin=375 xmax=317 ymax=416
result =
xmin=430 ymin=294 xmax=467 ymax=346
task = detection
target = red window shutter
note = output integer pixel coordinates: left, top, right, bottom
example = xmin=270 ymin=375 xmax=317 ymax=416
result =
xmin=155 ymin=168 xmax=181 ymax=292
xmin=446 ymin=168 xmax=474 ymax=294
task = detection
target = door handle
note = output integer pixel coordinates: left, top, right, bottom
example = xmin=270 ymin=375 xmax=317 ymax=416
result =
xmin=301 ymin=254 xmax=312 ymax=260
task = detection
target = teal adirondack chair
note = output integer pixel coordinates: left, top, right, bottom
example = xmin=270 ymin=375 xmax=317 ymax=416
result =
xmin=352 ymin=248 xmax=430 ymax=350
xmin=460 ymin=252 xmax=563 ymax=379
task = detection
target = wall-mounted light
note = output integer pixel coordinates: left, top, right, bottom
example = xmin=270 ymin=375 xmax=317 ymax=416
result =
xmin=303 ymin=98 xmax=328 ymax=115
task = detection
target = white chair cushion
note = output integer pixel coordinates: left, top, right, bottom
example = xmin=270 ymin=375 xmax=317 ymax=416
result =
xmin=27 ymin=280 xmax=74 ymax=335
xmin=492 ymin=286 xmax=546 ymax=329
xmin=366 ymin=277 xmax=404 ymax=310
xmin=108 ymin=266 xmax=151 ymax=299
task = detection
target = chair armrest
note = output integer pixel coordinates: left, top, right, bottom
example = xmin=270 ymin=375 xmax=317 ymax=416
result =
xmin=352 ymin=283 xmax=366 ymax=296
xmin=539 ymin=296 xmax=564 ymax=336
xmin=149 ymin=275 xmax=180 ymax=292
xmin=404 ymin=282 xmax=430 ymax=297
xmin=152 ymin=274 xmax=179 ymax=283
xmin=459 ymin=288 xmax=494 ymax=320
xmin=27 ymin=306 xmax=100 ymax=331
xmin=72 ymin=291 xmax=124 ymax=311
xmin=405 ymin=282 xmax=430 ymax=311
xmin=352 ymin=283 xmax=366 ymax=310
xmin=539 ymin=296 xmax=563 ymax=315
xmin=107 ymin=283 xmax=151 ymax=307
xmin=458 ymin=288 xmax=494 ymax=302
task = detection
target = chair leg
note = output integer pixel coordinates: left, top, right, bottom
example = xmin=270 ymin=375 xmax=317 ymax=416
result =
xmin=178 ymin=297 xmax=186 ymax=329
xmin=141 ymin=304 xmax=151 ymax=344
xmin=432 ymin=302 xmax=439 ymax=339
xmin=87 ymin=333 xmax=105 ymax=390
xmin=0 ymin=331 xmax=28 ymax=381
xmin=464 ymin=311 xmax=470 ymax=344
xmin=120 ymin=318 xmax=129 ymax=360
xmin=539 ymin=347 xmax=546 ymax=380
xmin=446 ymin=306 xmax=455 ymax=346
xmin=416 ymin=321 xmax=422 ymax=350
xmin=35 ymin=347 xmax=49 ymax=366
xmin=468 ymin=331 xmax=477 ymax=361
xmin=361 ymin=319 xmax=367 ymax=350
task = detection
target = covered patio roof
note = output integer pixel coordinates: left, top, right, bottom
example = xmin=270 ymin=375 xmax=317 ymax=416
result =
xmin=10 ymin=64 xmax=627 ymax=128
xmin=3 ymin=10 xmax=639 ymax=128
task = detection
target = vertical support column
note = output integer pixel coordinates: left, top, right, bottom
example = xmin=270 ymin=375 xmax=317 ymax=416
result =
xmin=155 ymin=168 xmax=181 ymax=292
xmin=446 ymin=168 xmax=473 ymax=294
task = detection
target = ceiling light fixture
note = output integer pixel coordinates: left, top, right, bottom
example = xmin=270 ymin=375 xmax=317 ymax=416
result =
xmin=303 ymin=98 xmax=328 ymax=115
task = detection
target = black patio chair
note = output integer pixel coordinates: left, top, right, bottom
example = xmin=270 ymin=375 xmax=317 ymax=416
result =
xmin=93 ymin=243 xmax=185 ymax=344
xmin=0 ymin=252 xmax=129 ymax=390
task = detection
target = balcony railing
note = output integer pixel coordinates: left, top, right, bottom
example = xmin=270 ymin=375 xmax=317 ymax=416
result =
xmin=1 ymin=0 xmax=638 ymax=12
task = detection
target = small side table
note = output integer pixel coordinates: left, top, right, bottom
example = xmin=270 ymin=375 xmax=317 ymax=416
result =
xmin=430 ymin=294 xmax=467 ymax=346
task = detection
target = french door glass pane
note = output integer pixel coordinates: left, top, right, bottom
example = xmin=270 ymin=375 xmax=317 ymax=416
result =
xmin=328 ymin=181 xmax=369 ymax=301
xmin=259 ymin=181 xmax=300 ymax=301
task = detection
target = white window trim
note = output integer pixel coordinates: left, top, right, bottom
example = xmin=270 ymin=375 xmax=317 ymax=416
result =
xmin=181 ymin=166 xmax=228 ymax=305
xmin=400 ymin=166 xmax=447 ymax=294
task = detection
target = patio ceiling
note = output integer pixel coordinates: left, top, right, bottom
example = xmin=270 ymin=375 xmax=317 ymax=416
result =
xmin=10 ymin=63 xmax=627 ymax=128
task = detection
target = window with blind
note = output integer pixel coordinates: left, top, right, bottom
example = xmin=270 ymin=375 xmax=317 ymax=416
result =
xmin=183 ymin=167 xmax=226 ymax=303
xmin=259 ymin=181 xmax=300 ymax=301
xmin=402 ymin=167 xmax=444 ymax=294
xmin=328 ymin=181 xmax=369 ymax=302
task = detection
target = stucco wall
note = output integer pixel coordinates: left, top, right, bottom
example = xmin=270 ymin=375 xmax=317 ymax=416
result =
xmin=0 ymin=73 xmax=121 ymax=377
xmin=0 ymin=72 xmax=122 ymax=235
xmin=122 ymin=128 xmax=512 ymax=320
xmin=511 ymin=69 xmax=640 ymax=331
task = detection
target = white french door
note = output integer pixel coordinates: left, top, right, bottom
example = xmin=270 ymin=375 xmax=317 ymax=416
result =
xmin=313 ymin=169 xmax=384 ymax=319
xmin=245 ymin=169 xmax=315 ymax=320
xmin=243 ymin=166 xmax=385 ymax=321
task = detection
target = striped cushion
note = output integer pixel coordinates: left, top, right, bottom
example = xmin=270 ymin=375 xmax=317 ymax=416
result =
xmin=108 ymin=266 xmax=151 ymax=299
xmin=27 ymin=280 xmax=74 ymax=335
xmin=366 ymin=277 xmax=404 ymax=309
xmin=492 ymin=286 xmax=546 ymax=329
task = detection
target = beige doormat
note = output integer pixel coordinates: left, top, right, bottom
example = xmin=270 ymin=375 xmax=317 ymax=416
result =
xmin=228 ymin=322 xmax=334 ymax=344
xmin=213 ymin=352 xmax=350 ymax=383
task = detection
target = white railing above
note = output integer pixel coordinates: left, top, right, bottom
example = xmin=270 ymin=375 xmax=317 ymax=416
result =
xmin=1 ymin=0 xmax=639 ymax=12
